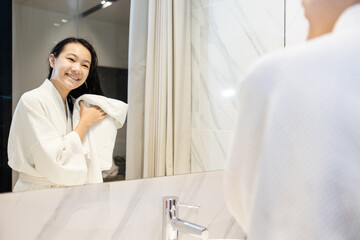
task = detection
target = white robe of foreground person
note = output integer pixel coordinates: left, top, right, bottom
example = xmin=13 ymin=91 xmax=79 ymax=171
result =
xmin=225 ymin=4 xmax=360 ymax=240
xmin=8 ymin=79 xmax=128 ymax=191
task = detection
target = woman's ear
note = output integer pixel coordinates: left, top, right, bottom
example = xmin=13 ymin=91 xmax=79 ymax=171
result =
xmin=49 ymin=54 xmax=55 ymax=68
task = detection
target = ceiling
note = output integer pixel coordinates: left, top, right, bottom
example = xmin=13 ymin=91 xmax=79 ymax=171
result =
xmin=13 ymin=0 xmax=130 ymax=25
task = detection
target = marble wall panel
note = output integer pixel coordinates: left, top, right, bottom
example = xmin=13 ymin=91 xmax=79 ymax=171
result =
xmin=285 ymin=0 xmax=308 ymax=47
xmin=191 ymin=129 xmax=233 ymax=173
xmin=191 ymin=0 xmax=285 ymax=172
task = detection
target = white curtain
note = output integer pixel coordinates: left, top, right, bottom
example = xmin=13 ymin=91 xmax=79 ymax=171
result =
xmin=126 ymin=0 xmax=192 ymax=179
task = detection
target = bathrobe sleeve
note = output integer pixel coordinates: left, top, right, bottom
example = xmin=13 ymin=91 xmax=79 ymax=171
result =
xmin=8 ymin=93 xmax=87 ymax=186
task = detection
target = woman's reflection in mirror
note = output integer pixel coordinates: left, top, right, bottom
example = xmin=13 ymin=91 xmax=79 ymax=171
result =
xmin=8 ymin=38 xmax=108 ymax=191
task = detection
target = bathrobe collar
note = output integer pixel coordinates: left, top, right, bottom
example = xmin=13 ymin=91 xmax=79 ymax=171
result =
xmin=333 ymin=3 xmax=360 ymax=34
xmin=42 ymin=79 xmax=69 ymax=122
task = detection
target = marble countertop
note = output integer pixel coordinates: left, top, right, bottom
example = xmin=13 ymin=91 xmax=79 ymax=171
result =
xmin=0 ymin=171 xmax=244 ymax=240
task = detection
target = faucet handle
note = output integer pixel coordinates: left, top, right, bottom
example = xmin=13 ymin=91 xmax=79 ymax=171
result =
xmin=176 ymin=202 xmax=200 ymax=209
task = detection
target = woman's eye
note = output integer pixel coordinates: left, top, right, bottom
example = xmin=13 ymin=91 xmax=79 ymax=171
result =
xmin=83 ymin=65 xmax=89 ymax=69
xmin=68 ymin=58 xmax=74 ymax=62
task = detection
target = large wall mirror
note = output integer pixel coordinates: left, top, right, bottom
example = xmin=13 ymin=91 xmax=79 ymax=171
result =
xmin=3 ymin=0 xmax=307 ymax=193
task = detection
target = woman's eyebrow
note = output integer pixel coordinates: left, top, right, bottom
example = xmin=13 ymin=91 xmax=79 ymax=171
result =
xmin=67 ymin=53 xmax=91 ymax=64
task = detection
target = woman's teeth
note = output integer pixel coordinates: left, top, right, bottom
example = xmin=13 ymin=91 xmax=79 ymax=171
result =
xmin=67 ymin=74 xmax=79 ymax=81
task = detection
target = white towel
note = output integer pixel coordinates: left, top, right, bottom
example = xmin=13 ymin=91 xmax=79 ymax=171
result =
xmin=73 ymin=94 xmax=128 ymax=184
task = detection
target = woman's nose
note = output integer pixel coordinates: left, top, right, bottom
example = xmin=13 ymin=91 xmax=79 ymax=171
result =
xmin=71 ymin=62 xmax=81 ymax=72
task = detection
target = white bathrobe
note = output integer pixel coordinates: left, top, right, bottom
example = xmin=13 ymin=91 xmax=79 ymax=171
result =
xmin=8 ymin=79 xmax=128 ymax=191
xmin=225 ymin=4 xmax=360 ymax=240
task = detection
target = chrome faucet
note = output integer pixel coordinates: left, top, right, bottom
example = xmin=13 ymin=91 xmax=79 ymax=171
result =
xmin=163 ymin=196 xmax=209 ymax=240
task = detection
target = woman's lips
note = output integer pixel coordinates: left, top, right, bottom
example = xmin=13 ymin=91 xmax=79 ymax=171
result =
xmin=66 ymin=73 xmax=80 ymax=81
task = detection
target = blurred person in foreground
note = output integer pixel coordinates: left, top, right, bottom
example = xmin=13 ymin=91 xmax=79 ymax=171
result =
xmin=225 ymin=0 xmax=360 ymax=239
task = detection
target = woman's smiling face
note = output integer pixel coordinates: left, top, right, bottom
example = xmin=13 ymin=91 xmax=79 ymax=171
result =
xmin=49 ymin=42 xmax=91 ymax=91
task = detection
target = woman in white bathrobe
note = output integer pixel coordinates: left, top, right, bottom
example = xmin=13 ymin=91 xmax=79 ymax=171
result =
xmin=225 ymin=0 xmax=360 ymax=239
xmin=8 ymin=38 xmax=108 ymax=191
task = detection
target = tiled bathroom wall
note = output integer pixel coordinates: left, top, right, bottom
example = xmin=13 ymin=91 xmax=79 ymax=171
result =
xmin=191 ymin=0 xmax=285 ymax=172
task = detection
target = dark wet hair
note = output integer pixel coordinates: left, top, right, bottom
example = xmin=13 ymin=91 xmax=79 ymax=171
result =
xmin=47 ymin=37 xmax=104 ymax=112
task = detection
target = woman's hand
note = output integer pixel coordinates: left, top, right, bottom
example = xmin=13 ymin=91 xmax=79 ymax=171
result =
xmin=74 ymin=101 xmax=108 ymax=141
xmin=79 ymin=100 xmax=108 ymax=127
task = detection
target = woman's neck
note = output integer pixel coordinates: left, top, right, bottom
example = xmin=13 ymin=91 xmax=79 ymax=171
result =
xmin=49 ymin=79 xmax=69 ymax=119
xmin=49 ymin=79 xmax=70 ymax=104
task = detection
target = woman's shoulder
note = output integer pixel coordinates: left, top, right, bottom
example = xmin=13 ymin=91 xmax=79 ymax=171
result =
xmin=19 ymin=80 xmax=51 ymax=104
xmin=18 ymin=84 xmax=53 ymax=113
xmin=20 ymin=87 xmax=42 ymax=105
